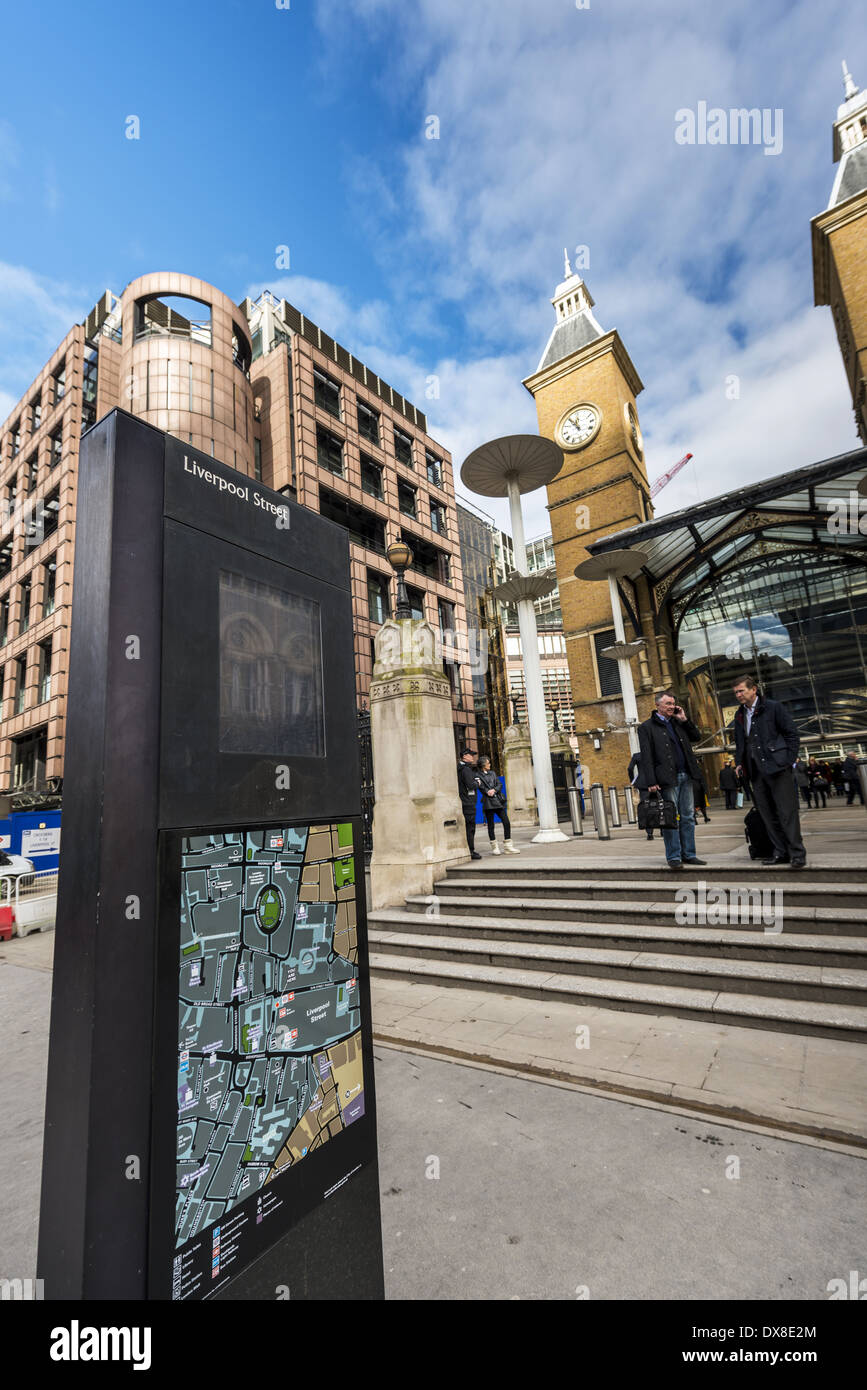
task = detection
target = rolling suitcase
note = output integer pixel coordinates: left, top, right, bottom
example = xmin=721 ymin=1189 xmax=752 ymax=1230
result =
xmin=744 ymin=807 xmax=774 ymax=860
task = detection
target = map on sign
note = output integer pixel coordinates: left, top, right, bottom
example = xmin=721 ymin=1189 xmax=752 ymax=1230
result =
xmin=175 ymin=823 xmax=363 ymax=1251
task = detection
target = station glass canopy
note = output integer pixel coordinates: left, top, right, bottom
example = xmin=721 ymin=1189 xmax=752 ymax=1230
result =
xmin=588 ymin=447 xmax=867 ymax=747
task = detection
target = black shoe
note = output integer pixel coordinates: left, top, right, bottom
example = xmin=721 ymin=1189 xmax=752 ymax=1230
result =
xmin=668 ymin=860 xmax=683 ymax=870
xmin=683 ymin=857 xmax=707 ymax=865
xmin=790 ymin=858 xmax=807 ymax=869
xmin=470 ymin=851 xmax=482 ymax=860
xmin=761 ymin=854 xmax=789 ymax=865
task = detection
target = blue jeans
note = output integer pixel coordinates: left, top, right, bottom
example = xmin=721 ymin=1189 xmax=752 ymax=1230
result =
xmin=659 ymin=771 xmax=696 ymax=864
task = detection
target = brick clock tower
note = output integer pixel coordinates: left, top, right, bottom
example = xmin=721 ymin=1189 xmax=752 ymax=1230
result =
xmin=523 ymin=253 xmax=670 ymax=788
xmin=812 ymin=62 xmax=867 ymax=444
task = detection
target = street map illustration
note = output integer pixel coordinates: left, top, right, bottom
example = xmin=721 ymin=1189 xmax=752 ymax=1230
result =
xmin=175 ymin=822 xmax=363 ymax=1253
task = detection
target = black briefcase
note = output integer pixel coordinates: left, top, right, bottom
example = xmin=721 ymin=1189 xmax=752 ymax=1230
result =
xmin=637 ymin=791 xmax=678 ymax=831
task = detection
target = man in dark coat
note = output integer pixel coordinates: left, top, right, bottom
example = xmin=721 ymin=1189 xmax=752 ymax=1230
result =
xmin=719 ymin=759 xmax=739 ymax=809
xmin=842 ymin=750 xmax=865 ymax=805
xmin=457 ymin=748 xmax=481 ymax=859
xmin=732 ymin=675 xmax=806 ymax=867
xmin=637 ymin=691 xmax=706 ymax=869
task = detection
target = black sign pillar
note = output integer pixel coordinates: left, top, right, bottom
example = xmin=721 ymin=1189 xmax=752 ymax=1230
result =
xmin=37 ymin=411 xmax=384 ymax=1300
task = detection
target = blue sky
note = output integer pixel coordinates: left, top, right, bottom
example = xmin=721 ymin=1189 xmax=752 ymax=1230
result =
xmin=1 ymin=0 xmax=864 ymax=536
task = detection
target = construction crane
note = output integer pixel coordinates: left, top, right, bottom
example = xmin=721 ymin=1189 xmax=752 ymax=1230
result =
xmin=650 ymin=452 xmax=693 ymax=499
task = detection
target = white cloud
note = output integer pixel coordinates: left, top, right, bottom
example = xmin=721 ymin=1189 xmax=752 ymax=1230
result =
xmin=309 ymin=0 xmax=864 ymax=545
xmin=0 ymin=263 xmax=92 ymax=428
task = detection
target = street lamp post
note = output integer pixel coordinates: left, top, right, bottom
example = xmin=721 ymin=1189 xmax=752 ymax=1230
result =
xmin=461 ymin=435 xmax=568 ymax=843
xmin=573 ymin=548 xmax=649 ymax=756
xmin=386 ymin=539 xmax=413 ymax=621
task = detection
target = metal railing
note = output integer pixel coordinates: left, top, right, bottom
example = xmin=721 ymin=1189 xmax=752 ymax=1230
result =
xmin=0 ymin=868 xmax=57 ymax=936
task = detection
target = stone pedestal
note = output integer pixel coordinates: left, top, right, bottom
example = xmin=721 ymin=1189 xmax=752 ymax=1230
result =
xmin=369 ymin=619 xmax=467 ymax=910
xmin=549 ymin=727 xmax=573 ymax=761
xmin=502 ymin=722 xmax=537 ymax=827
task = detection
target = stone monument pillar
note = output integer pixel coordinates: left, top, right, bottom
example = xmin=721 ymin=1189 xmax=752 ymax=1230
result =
xmin=369 ymin=618 xmax=468 ymax=910
xmin=502 ymin=722 xmax=536 ymax=828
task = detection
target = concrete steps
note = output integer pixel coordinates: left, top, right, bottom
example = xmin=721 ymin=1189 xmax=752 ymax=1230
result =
xmin=389 ymin=904 xmax=867 ymax=965
xmin=369 ymin=920 xmax=867 ymax=1008
xmin=401 ymin=891 xmax=865 ymax=937
xmin=439 ymin=875 xmax=866 ymax=913
xmin=369 ymin=951 xmax=867 ymax=1043
xmin=368 ymin=855 xmax=867 ymax=1042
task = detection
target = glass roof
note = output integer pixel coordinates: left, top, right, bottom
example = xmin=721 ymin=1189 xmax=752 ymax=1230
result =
xmin=588 ymin=447 xmax=867 ymax=587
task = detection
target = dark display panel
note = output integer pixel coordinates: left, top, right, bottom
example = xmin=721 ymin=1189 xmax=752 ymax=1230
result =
xmin=218 ymin=572 xmax=325 ymax=757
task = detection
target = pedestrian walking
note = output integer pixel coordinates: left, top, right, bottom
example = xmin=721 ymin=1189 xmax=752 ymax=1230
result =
xmin=807 ymin=758 xmax=828 ymax=808
xmin=832 ymin=761 xmax=845 ymax=797
xmin=732 ymin=676 xmax=806 ymax=868
xmin=636 ymin=691 xmax=706 ymax=870
xmin=476 ymin=756 xmax=519 ymax=855
xmin=457 ymin=748 xmax=482 ymax=860
xmin=719 ymin=759 xmax=739 ymax=809
xmin=794 ymin=758 xmax=812 ymax=809
xmin=628 ymin=751 xmax=654 ymax=840
xmin=842 ymin=750 xmax=865 ymax=805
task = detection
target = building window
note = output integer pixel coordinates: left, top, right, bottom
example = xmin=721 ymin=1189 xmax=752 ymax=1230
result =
xmin=38 ymin=489 xmax=61 ymax=543
xmin=30 ymin=393 xmax=42 ymax=432
xmin=12 ymin=727 xmax=47 ymax=790
xmin=26 ymin=455 xmax=38 ymax=494
xmin=81 ymin=346 xmax=98 ymax=432
xmin=0 ymin=597 xmax=8 ymax=645
xmin=438 ymin=598 xmax=455 ymax=633
xmin=318 ymin=486 xmax=386 ymax=555
xmin=0 ymin=541 xmax=12 ymax=579
xmin=15 ymin=654 xmax=27 ymax=713
xmin=394 ymin=428 xmax=413 ymax=467
xmin=367 ymin=570 xmax=391 ymax=624
xmin=50 ymin=427 xmax=63 ymax=469
xmin=397 ymin=481 xmax=417 ymax=518
xmin=425 ymin=450 xmax=443 ymax=488
xmin=360 ymin=455 xmax=383 ymax=499
xmin=52 ymin=360 xmax=66 ymax=405
xmin=254 ymin=437 xmax=262 ymax=482
xmin=406 ymin=585 xmax=426 ymax=620
xmin=20 ymin=578 xmax=31 ymax=633
xmin=430 ymin=501 xmax=447 ymax=536
xmin=0 ymin=666 xmax=4 ymax=720
xmin=314 ymin=370 xmax=341 ymax=419
xmin=11 ymin=421 xmax=20 ymax=457
xmin=594 ymin=629 xmax=620 ymax=697
xmin=38 ymin=640 xmax=52 ymax=703
xmin=316 ymin=425 xmax=344 ymax=476
xmin=135 ymin=294 xmax=212 ymax=346
xmin=43 ymin=560 xmax=56 ymax=617
xmin=357 ymin=401 xmax=380 ymax=447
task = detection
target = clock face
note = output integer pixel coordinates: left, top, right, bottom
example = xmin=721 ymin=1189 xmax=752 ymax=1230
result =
xmin=625 ymin=402 xmax=643 ymax=458
xmin=558 ymin=404 xmax=600 ymax=449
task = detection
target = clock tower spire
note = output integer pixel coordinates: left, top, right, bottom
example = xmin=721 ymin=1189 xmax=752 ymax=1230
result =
xmin=811 ymin=61 xmax=867 ymax=442
xmin=523 ymin=263 xmax=669 ymax=789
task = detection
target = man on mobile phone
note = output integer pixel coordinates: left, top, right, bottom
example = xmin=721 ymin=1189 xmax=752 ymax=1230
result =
xmin=732 ymin=675 xmax=806 ymax=867
xmin=636 ymin=691 xmax=706 ymax=870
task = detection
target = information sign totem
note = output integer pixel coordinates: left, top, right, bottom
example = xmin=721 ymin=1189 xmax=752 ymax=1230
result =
xmin=37 ymin=410 xmax=384 ymax=1300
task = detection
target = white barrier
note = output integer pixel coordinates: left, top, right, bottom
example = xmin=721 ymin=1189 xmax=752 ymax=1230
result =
xmin=0 ymin=869 xmax=58 ymax=936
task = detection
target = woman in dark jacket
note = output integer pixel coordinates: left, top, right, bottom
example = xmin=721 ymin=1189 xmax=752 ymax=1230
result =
xmin=807 ymin=758 xmax=828 ymax=808
xmin=476 ymin=756 xmax=519 ymax=855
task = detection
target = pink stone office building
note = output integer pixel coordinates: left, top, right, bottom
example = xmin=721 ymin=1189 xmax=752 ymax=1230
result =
xmin=0 ymin=272 xmax=475 ymax=791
